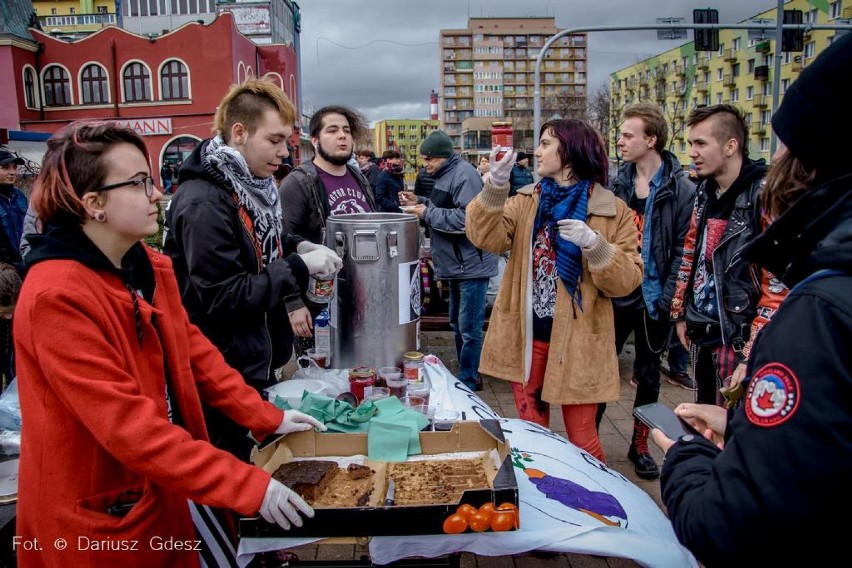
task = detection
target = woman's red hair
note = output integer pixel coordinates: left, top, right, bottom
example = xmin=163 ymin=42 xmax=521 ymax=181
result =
xmin=32 ymin=121 xmax=149 ymax=224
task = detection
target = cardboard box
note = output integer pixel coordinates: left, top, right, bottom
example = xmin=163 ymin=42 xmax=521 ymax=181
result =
xmin=239 ymin=419 xmax=518 ymax=538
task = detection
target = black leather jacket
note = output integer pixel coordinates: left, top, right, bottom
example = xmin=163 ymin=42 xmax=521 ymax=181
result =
xmin=676 ymin=158 xmax=767 ymax=348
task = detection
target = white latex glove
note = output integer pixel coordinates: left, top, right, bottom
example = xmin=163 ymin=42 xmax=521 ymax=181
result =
xmin=299 ymin=246 xmax=342 ymax=278
xmin=259 ymin=478 xmax=314 ymax=530
xmin=489 ymin=146 xmax=516 ymax=187
xmin=296 ymin=240 xmax=323 ymax=254
xmin=556 ymin=219 xmax=597 ymax=249
xmin=276 ymin=409 xmax=327 ymax=435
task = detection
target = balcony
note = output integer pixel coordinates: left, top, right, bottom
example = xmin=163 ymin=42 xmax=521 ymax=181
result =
xmin=752 ymin=121 xmax=767 ymax=135
xmin=752 ymin=93 xmax=768 ymax=107
xmin=723 ymin=48 xmax=737 ymax=62
xmin=755 ymin=40 xmax=771 ymax=54
xmin=696 ymin=56 xmax=709 ymax=69
xmin=722 ymin=74 xmax=736 ymax=87
xmin=41 ymin=13 xmax=116 ymax=29
xmin=754 ymin=65 xmax=769 ymax=81
xmin=695 ymin=79 xmax=708 ymax=93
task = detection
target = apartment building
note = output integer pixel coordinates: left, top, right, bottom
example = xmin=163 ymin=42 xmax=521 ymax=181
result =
xmin=439 ymin=17 xmax=587 ymax=151
xmin=610 ymin=0 xmax=850 ymax=165
xmin=33 ymin=0 xmax=300 ymax=47
xmin=33 ymin=1 xmax=117 ymax=35
xmin=372 ymin=119 xmax=441 ymax=184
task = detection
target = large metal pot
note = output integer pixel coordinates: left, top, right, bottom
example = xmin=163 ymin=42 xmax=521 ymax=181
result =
xmin=326 ymin=213 xmax=420 ymax=369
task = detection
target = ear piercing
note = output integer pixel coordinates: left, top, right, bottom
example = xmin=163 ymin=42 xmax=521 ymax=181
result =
xmin=95 ymin=212 xmax=106 ymax=222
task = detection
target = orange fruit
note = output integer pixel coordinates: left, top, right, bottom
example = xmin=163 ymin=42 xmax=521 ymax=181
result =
xmin=442 ymin=513 xmax=468 ymax=534
xmin=468 ymin=511 xmax=491 ymax=532
xmin=490 ymin=510 xmax=516 ymax=532
xmin=455 ymin=503 xmax=477 ymax=521
xmin=478 ymin=502 xmax=496 ymax=516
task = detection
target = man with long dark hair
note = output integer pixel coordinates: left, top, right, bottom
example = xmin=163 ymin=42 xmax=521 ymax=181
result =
xmin=279 ymin=105 xmax=377 ymax=245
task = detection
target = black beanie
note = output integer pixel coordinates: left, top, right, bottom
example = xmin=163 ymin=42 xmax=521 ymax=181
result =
xmin=419 ymin=130 xmax=454 ymax=158
xmin=771 ymin=32 xmax=852 ymax=173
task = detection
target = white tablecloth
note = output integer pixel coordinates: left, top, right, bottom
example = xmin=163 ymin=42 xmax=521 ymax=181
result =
xmin=237 ymin=358 xmax=697 ymax=568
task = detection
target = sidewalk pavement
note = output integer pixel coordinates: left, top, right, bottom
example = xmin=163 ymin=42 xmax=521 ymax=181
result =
xmin=275 ymin=331 xmax=696 ymax=567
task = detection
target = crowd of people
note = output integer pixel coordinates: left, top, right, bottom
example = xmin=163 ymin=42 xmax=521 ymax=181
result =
xmin=0 ymin=30 xmax=848 ymax=566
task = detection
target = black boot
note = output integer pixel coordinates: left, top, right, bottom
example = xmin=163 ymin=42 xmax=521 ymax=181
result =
xmin=628 ymin=419 xmax=660 ymax=480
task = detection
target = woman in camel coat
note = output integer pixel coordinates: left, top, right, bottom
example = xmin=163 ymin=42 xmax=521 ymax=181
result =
xmin=467 ymin=119 xmax=642 ymax=461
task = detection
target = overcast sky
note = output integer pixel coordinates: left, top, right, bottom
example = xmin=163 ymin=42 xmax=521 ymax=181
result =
xmin=297 ymin=0 xmax=775 ymax=124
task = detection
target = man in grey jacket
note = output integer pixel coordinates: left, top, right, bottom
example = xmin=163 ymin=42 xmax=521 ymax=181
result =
xmin=400 ymin=130 xmax=497 ymax=391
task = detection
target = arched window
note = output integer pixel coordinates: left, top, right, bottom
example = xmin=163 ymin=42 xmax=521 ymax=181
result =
xmin=81 ymin=64 xmax=109 ymax=104
xmin=23 ymin=67 xmax=37 ymax=108
xmin=123 ymin=62 xmax=151 ymax=102
xmin=161 ymin=59 xmax=188 ymax=100
xmin=43 ymin=65 xmax=71 ymax=106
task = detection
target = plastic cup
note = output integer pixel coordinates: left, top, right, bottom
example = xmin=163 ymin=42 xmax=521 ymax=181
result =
xmin=378 ymin=366 xmax=402 ymax=389
xmin=306 ymin=347 xmax=327 ymax=369
xmin=366 ymin=387 xmax=390 ymax=402
xmin=433 ymin=409 xmax=461 ymax=431
xmin=401 ymin=395 xmax=426 ymax=409
xmin=386 ymin=374 xmax=408 ymax=399
xmin=407 ymin=381 xmax=430 ymax=406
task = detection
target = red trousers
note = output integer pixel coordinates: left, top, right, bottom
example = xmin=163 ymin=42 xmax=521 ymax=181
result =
xmin=511 ymin=340 xmax=606 ymax=462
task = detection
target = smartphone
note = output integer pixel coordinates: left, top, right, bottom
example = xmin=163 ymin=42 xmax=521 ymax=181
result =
xmin=633 ymin=402 xmax=699 ymax=440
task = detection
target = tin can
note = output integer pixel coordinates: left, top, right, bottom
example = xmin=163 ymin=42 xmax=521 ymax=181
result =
xmin=348 ymin=367 xmax=377 ymax=403
xmin=491 ymin=122 xmax=514 ymax=160
xmin=306 ymin=274 xmax=334 ymax=304
xmin=403 ymin=351 xmax=425 ymax=383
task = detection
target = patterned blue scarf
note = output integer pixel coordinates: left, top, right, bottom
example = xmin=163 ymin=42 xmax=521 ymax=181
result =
xmin=534 ymin=177 xmax=591 ymax=308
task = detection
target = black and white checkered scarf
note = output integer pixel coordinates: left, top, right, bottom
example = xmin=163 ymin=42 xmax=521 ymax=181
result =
xmin=201 ymin=135 xmax=282 ymax=266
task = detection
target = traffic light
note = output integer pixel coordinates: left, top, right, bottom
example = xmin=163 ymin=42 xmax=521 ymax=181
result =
xmin=783 ymin=10 xmax=804 ymax=52
xmin=693 ymin=9 xmax=719 ymax=52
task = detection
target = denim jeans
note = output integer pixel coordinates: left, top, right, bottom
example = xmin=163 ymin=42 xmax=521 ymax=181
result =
xmin=447 ymin=278 xmax=489 ymax=389
xmin=667 ymin=342 xmax=690 ymax=374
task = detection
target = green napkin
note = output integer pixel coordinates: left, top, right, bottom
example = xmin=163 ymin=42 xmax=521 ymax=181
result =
xmin=368 ymin=420 xmax=419 ymax=461
xmin=274 ymin=392 xmax=377 ymax=432
xmin=366 ymin=397 xmax=429 ymax=460
xmin=272 ymin=393 xmax=430 ymax=457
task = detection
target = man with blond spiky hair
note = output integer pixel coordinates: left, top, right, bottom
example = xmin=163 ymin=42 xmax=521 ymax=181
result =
xmin=164 ymin=77 xmax=341 ymax=460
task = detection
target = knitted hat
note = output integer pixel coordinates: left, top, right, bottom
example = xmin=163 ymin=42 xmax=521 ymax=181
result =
xmin=771 ymin=32 xmax=852 ymax=173
xmin=419 ymin=130 xmax=454 ymax=158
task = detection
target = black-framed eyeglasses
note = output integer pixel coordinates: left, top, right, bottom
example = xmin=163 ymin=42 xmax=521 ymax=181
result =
xmin=96 ymin=176 xmax=156 ymax=198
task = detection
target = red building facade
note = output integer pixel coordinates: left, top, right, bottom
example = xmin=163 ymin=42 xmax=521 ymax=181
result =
xmin=6 ymin=12 xmax=299 ymax=173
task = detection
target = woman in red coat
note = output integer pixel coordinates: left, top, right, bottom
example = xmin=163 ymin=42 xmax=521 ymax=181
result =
xmin=14 ymin=121 xmax=323 ymax=567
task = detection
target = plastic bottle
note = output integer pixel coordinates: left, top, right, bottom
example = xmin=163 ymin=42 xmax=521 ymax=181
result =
xmin=314 ymin=308 xmax=331 ymax=366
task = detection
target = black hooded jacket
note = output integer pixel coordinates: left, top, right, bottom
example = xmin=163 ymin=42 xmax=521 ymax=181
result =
xmin=659 ymin=173 xmax=852 ymax=566
xmin=164 ymin=139 xmax=309 ymax=387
